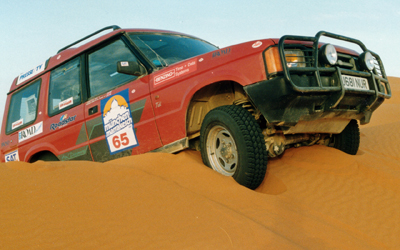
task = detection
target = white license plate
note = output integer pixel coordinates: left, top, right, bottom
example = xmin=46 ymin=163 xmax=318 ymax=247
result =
xmin=341 ymin=75 xmax=369 ymax=90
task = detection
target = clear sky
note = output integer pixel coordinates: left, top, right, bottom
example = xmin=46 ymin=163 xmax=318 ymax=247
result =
xmin=1 ymin=0 xmax=399 ymax=125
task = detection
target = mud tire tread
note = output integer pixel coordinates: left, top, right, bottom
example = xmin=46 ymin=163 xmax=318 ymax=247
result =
xmin=200 ymin=105 xmax=268 ymax=189
xmin=333 ymin=119 xmax=360 ymax=155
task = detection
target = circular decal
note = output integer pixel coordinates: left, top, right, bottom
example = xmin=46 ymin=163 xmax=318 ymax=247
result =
xmin=252 ymin=41 xmax=263 ymax=48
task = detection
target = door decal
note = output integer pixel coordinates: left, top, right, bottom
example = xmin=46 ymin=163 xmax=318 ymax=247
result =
xmin=100 ymin=89 xmax=139 ymax=155
xmin=86 ymin=98 xmax=146 ymax=140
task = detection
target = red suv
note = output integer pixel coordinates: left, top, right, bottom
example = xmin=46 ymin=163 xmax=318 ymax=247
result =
xmin=1 ymin=26 xmax=391 ymax=189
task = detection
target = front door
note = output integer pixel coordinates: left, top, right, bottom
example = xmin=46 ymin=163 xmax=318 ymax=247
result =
xmin=83 ymin=37 xmax=162 ymax=162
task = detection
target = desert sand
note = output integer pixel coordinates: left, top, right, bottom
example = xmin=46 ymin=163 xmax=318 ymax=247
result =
xmin=1 ymin=77 xmax=399 ymax=249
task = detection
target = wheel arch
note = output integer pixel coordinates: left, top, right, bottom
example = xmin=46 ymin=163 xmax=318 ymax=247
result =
xmin=29 ymin=150 xmax=59 ymax=163
xmin=185 ymin=80 xmax=250 ymax=139
xmin=24 ymin=142 xmax=59 ymax=162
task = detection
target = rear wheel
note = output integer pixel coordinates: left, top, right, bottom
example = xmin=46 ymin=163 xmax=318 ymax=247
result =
xmin=200 ymin=105 xmax=268 ymax=189
xmin=332 ymin=119 xmax=360 ymax=155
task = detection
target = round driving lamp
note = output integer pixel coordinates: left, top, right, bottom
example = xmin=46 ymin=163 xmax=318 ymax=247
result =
xmin=319 ymin=44 xmax=338 ymax=66
xmin=359 ymin=51 xmax=375 ymax=71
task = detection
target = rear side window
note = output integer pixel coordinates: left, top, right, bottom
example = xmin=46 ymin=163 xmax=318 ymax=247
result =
xmin=48 ymin=57 xmax=81 ymax=116
xmin=6 ymin=79 xmax=41 ymax=134
xmin=88 ymin=39 xmax=138 ymax=97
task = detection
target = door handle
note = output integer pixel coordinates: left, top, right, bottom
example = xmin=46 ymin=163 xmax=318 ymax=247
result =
xmin=88 ymin=106 xmax=98 ymax=115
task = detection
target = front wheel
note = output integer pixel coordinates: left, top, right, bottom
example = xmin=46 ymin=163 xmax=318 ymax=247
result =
xmin=332 ymin=119 xmax=360 ymax=155
xmin=200 ymin=105 xmax=268 ymax=190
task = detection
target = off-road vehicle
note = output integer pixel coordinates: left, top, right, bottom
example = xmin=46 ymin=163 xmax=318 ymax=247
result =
xmin=1 ymin=26 xmax=391 ymax=189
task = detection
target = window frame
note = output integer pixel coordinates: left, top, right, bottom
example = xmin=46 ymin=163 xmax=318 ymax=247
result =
xmin=5 ymin=78 xmax=42 ymax=135
xmin=85 ymin=35 xmax=147 ymax=98
xmin=47 ymin=56 xmax=85 ymax=117
xmin=127 ymin=32 xmax=218 ymax=69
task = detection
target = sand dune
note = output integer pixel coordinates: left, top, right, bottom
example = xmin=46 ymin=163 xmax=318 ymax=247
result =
xmin=1 ymin=77 xmax=399 ymax=249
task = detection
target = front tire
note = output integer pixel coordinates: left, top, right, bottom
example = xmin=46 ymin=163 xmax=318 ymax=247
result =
xmin=200 ymin=105 xmax=268 ymax=189
xmin=332 ymin=119 xmax=360 ymax=155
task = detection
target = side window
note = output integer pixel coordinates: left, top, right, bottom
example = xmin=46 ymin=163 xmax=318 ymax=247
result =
xmin=48 ymin=57 xmax=81 ymax=116
xmin=6 ymin=79 xmax=41 ymax=134
xmin=88 ymin=39 xmax=139 ymax=97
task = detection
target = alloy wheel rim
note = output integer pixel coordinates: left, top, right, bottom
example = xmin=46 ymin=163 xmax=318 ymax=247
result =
xmin=206 ymin=125 xmax=238 ymax=176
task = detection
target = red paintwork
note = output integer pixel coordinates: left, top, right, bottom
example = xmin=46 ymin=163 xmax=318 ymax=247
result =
xmin=149 ymin=40 xmax=273 ymax=145
xmin=0 ymin=27 xmax=360 ymax=162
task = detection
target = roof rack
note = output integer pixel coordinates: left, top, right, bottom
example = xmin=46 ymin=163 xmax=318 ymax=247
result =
xmin=57 ymin=25 xmax=121 ymax=53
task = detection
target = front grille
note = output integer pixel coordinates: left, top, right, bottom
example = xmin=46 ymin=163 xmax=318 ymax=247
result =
xmin=284 ymin=46 xmax=382 ymax=76
xmin=284 ymin=46 xmax=359 ymax=71
xmin=303 ymin=47 xmax=315 ymax=67
xmin=337 ymin=53 xmax=356 ymax=70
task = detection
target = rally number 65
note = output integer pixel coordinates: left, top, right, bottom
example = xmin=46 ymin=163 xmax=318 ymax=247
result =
xmin=113 ymin=132 xmax=129 ymax=149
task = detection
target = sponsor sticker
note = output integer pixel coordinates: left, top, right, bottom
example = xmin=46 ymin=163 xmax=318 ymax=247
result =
xmin=12 ymin=119 xmax=24 ymax=130
xmin=100 ymin=89 xmax=139 ymax=154
xmin=1 ymin=141 xmax=10 ymax=147
xmin=252 ymin=41 xmax=263 ymax=48
xmin=59 ymin=97 xmax=74 ymax=110
xmin=212 ymin=48 xmax=231 ymax=58
xmin=121 ymin=61 xmax=129 ymax=67
xmin=153 ymin=59 xmax=197 ymax=86
xmin=5 ymin=150 xmax=20 ymax=162
xmin=50 ymin=114 xmax=77 ymax=130
xmin=18 ymin=121 xmax=43 ymax=142
xmin=17 ymin=61 xmax=46 ymax=85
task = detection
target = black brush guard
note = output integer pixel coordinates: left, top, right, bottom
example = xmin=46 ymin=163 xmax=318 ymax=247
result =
xmin=244 ymin=31 xmax=391 ymax=126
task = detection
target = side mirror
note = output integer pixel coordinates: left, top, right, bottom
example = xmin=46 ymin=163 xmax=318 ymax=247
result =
xmin=117 ymin=61 xmax=146 ymax=76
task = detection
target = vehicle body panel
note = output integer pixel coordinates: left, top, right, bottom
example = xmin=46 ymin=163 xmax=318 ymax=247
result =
xmin=149 ymin=40 xmax=273 ymax=145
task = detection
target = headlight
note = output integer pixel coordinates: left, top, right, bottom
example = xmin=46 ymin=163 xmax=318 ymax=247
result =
xmin=359 ymin=51 xmax=375 ymax=71
xmin=284 ymin=50 xmax=306 ymax=68
xmin=264 ymin=47 xmax=306 ymax=75
xmin=319 ymin=44 xmax=338 ymax=65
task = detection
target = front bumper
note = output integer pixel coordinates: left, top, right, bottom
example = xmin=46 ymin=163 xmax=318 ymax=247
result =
xmin=244 ymin=31 xmax=391 ymax=130
xmin=244 ymin=72 xmax=389 ymax=129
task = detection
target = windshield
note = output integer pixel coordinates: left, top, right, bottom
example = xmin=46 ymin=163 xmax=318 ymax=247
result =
xmin=128 ymin=33 xmax=217 ymax=67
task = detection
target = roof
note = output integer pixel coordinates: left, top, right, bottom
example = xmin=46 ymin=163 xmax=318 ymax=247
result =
xmin=9 ymin=26 xmax=190 ymax=93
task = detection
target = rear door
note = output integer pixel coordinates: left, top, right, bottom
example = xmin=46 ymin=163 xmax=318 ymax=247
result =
xmin=83 ymin=37 xmax=162 ymax=162
xmin=46 ymin=56 xmax=92 ymax=161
